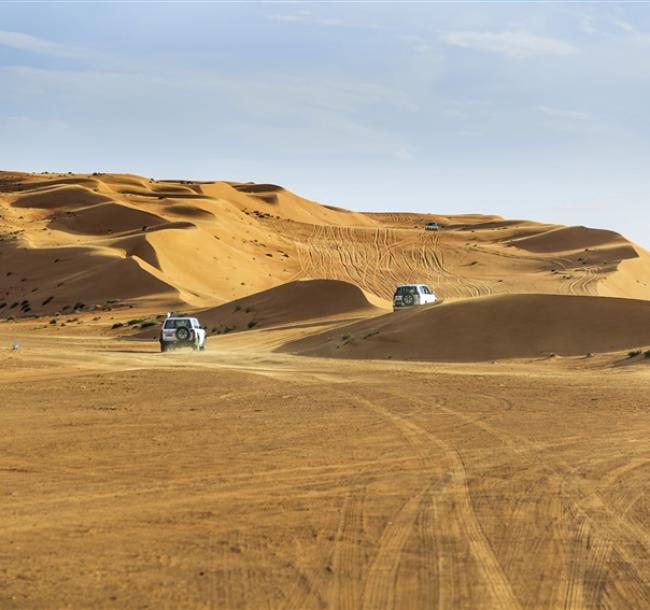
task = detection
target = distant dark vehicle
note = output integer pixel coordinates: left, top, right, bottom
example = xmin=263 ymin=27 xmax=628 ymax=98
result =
xmin=424 ymin=221 xmax=439 ymax=231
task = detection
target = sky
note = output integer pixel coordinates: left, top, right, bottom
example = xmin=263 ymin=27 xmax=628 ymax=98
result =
xmin=1 ymin=1 xmax=649 ymax=247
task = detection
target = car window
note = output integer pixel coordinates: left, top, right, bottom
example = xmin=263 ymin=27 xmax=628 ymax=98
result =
xmin=395 ymin=286 xmax=418 ymax=296
xmin=163 ymin=319 xmax=191 ymax=329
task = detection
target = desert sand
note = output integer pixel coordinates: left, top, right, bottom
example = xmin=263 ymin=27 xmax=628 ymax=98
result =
xmin=1 ymin=171 xmax=650 ymax=609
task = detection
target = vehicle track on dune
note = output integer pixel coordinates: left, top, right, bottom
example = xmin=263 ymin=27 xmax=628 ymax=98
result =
xmin=288 ymin=222 xmax=503 ymax=300
xmin=567 ymin=266 xmax=599 ymax=296
xmin=327 ymin=483 xmax=368 ymax=610
xmin=400 ymin=390 xmax=650 ymax=609
xmin=350 ymin=391 xmax=522 ymax=610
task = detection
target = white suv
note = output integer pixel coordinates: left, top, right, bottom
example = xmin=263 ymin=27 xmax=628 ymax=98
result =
xmin=393 ymin=284 xmax=437 ymax=311
xmin=160 ymin=316 xmax=207 ymax=352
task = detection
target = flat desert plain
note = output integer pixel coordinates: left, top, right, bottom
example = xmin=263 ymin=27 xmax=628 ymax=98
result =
xmin=1 ymin=172 xmax=650 ymax=609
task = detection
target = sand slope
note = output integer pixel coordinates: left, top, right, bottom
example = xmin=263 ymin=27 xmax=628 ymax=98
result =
xmin=280 ymin=294 xmax=650 ymax=361
xmin=1 ymin=170 xmax=650 ymax=324
xmin=198 ymin=279 xmax=381 ymax=332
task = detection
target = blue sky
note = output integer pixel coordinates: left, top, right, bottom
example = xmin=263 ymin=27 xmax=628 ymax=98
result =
xmin=1 ymin=2 xmax=649 ymax=247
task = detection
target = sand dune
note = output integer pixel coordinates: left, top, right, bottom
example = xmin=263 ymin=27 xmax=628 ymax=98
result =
xmin=135 ymin=279 xmax=382 ymax=340
xmin=1 ymin=170 xmax=650 ymax=336
xmin=281 ymin=293 xmax=650 ymax=361
xmin=3 ymin=170 xmax=650 ymax=610
xmin=199 ymin=279 xmax=381 ymax=333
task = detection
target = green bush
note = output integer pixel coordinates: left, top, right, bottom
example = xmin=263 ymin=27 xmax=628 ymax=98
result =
xmin=628 ymin=350 xmax=641 ymax=358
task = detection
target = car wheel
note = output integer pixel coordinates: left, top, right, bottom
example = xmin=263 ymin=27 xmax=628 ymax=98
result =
xmin=199 ymin=341 xmax=206 ymax=351
xmin=402 ymin=294 xmax=415 ymax=306
xmin=176 ymin=327 xmax=190 ymax=341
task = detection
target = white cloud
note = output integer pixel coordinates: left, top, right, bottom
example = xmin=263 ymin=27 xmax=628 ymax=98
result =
xmin=266 ymin=14 xmax=302 ymax=23
xmin=577 ymin=12 xmax=597 ymax=34
xmin=399 ymin=34 xmax=432 ymax=54
xmin=0 ymin=30 xmax=79 ymax=58
xmin=266 ymin=13 xmax=342 ymax=27
xmin=441 ymin=29 xmax=576 ymax=58
xmin=613 ymin=20 xmax=650 ymax=46
xmin=615 ymin=20 xmax=636 ymax=33
xmin=395 ymin=146 xmax=413 ymax=160
xmin=538 ymin=105 xmax=589 ymax=121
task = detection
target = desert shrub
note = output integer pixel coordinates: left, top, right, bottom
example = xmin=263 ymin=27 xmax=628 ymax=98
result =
xmin=49 ymin=319 xmax=56 ymax=325
xmin=140 ymin=320 xmax=157 ymax=328
xmin=362 ymin=330 xmax=379 ymax=340
xmin=244 ymin=306 xmax=252 ymax=313
xmin=247 ymin=320 xmax=258 ymax=329
xmin=341 ymin=334 xmax=350 ymax=341
xmin=234 ymin=305 xmax=241 ymax=312
xmin=127 ymin=319 xmax=144 ymax=326
xmin=644 ymin=350 xmax=650 ymax=359
xmin=628 ymin=350 xmax=641 ymax=358
xmin=42 ymin=296 xmax=53 ymax=305
xmin=112 ymin=322 xmax=124 ymax=329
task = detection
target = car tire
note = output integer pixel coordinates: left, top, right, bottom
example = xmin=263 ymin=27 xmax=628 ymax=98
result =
xmin=199 ymin=341 xmax=206 ymax=351
xmin=402 ymin=294 xmax=415 ymax=306
xmin=176 ymin=327 xmax=190 ymax=341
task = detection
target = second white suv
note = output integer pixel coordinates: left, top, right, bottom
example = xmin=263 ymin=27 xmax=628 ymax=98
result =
xmin=393 ymin=284 xmax=437 ymax=311
xmin=160 ymin=316 xmax=207 ymax=352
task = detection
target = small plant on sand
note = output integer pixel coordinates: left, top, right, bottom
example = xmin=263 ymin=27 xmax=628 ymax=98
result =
xmin=112 ymin=322 xmax=124 ymax=329
xmin=247 ymin=320 xmax=258 ymax=329
xmin=644 ymin=350 xmax=650 ymax=359
xmin=139 ymin=320 xmax=157 ymax=329
xmin=341 ymin=334 xmax=350 ymax=341
xmin=49 ymin=319 xmax=56 ymax=325
xmin=234 ymin=305 xmax=241 ymax=312
xmin=628 ymin=350 xmax=641 ymax=358
xmin=362 ymin=330 xmax=379 ymax=340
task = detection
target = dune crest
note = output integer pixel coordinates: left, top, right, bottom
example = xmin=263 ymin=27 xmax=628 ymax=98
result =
xmin=1 ymin=171 xmax=649 ymax=322
xmin=280 ymin=293 xmax=650 ymax=361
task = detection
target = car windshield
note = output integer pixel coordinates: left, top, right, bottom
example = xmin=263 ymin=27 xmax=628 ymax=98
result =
xmin=395 ymin=286 xmax=419 ymax=296
xmin=164 ymin=318 xmax=191 ymax=329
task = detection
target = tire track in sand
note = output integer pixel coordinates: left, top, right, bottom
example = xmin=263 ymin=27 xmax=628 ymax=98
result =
xmin=406 ymin=390 xmax=650 ymax=609
xmin=351 ymin=393 xmax=522 ymax=610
